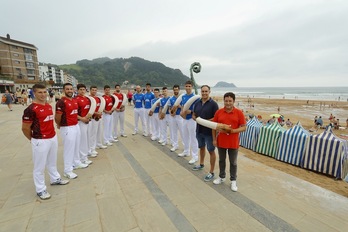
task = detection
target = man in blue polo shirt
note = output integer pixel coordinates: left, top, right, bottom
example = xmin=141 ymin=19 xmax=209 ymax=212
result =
xmin=144 ymin=83 xmax=154 ymax=137
xmin=159 ymin=87 xmax=171 ymax=146
xmin=168 ymin=84 xmax=184 ymax=152
xmin=149 ymin=88 xmax=161 ymax=141
xmin=192 ymin=85 xmax=219 ymax=181
xmin=132 ymin=85 xmax=147 ymax=136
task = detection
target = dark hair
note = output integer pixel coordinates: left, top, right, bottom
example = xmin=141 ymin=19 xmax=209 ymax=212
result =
xmin=104 ymin=85 xmax=110 ymax=90
xmin=90 ymin=85 xmax=97 ymax=90
xmin=63 ymin=83 xmax=73 ymax=89
xmin=146 ymin=83 xmax=151 ymax=86
xmin=201 ymin=85 xmax=210 ymax=90
xmin=115 ymin=84 xmax=120 ymax=88
xmin=162 ymin=86 xmax=168 ymax=90
xmin=185 ymin=80 xmax=193 ymax=85
xmin=154 ymin=88 xmax=160 ymax=92
xmin=32 ymin=84 xmax=46 ymax=92
xmin=77 ymin=84 xmax=86 ymax=90
xmin=173 ymin=84 xmax=180 ymax=89
xmin=223 ymin=92 xmax=235 ymax=101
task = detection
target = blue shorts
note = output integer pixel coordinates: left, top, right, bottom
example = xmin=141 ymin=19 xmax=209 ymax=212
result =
xmin=196 ymin=133 xmax=215 ymax=152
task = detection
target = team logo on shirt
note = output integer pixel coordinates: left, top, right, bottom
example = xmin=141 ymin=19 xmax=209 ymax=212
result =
xmin=43 ymin=115 xmax=54 ymax=122
xmin=84 ymin=105 xmax=90 ymax=109
xmin=70 ymin=109 xmax=78 ymax=115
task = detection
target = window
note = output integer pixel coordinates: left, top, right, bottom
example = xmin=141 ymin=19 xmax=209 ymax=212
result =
xmin=16 ymin=68 xmax=21 ymax=72
xmin=26 ymin=62 xmax=34 ymax=68
xmin=12 ymin=45 xmax=18 ymax=49
xmin=14 ymin=60 xmax=20 ymax=64
xmin=13 ymin=53 xmax=19 ymax=57
xmin=27 ymin=69 xmax=35 ymax=75
xmin=28 ymin=76 xmax=35 ymax=80
xmin=24 ymin=48 xmax=33 ymax=54
xmin=25 ymin=54 xmax=33 ymax=61
xmin=17 ymin=75 xmax=23 ymax=79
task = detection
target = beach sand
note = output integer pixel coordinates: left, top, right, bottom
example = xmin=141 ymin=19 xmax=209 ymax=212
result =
xmin=212 ymin=96 xmax=348 ymax=197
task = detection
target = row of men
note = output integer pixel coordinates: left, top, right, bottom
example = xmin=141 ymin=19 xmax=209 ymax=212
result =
xmin=22 ymin=80 xmax=246 ymax=200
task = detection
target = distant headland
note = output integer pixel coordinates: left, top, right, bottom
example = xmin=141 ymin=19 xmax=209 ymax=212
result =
xmin=213 ymin=81 xmax=236 ymax=88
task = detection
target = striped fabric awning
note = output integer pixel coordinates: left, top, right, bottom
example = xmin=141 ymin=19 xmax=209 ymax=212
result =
xmin=240 ymin=117 xmax=263 ymax=151
xmin=255 ymin=122 xmax=286 ymax=158
xmin=302 ymin=127 xmax=348 ymax=179
xmin=276 ymin=122 xmax=310 ymax=166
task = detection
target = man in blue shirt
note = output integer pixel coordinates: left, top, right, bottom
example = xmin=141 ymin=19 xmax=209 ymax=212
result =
xmin=132 ymin=85 xmax=147 ymax=136
xmin=176 ymin=80 xmax=199 ymax=164
xmin=159 ymin=87 xmax=171 ymax=146
xmin=168 ymin=84 xmax=184 ymax=152
xmin=149 ymin=88 xmax=161 ymax=141
xmin=192 ymin=85 xmax=219 ymax=181
xmin=144 ymin=83 xmax=155 ymax=137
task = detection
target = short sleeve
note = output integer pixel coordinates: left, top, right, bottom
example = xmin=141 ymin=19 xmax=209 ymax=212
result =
xmin=56 ymin=100 xmax=65 ymax=114
xmin=22 ymin=107 xmax=34 ymax=123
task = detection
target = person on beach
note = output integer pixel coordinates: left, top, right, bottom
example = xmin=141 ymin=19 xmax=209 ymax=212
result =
xmin=3 ymin=89 xmax=13 ymax=111
xmin=144 ymin=83 xmax=155 ymax=137
xmin=132 ymin=85 xmax=147 ymax=136
xmin=192 ymin=85 xmax=219 ymax=182
xmin=75 ymin=84 xmax=93 ymax=166
xmin=176 ymin=80 xmax=199 ymax=165
xmin=22 ymin=84 xmax=69 ymax=200
xmin=212 ymin=92 xmax=246 ymax=192
xmin=56 ymin=83 xmax=88 ymax=180
xmin=316 ymin=116 xmax=323 ymax=128
xmin=102 ymin=85 xmax=118 ymax=145
xmin=149 ymin=88 xmax=161 ymax=141
xmin=21 ymin=89 xmax=28 ymax=106
xmin=127 ymin=89 xmax=133 ymax=106
xmin=168 ymin=84 xmax=184 ymax=152
xmin=113 ymin=84 xmax=127 ymax=139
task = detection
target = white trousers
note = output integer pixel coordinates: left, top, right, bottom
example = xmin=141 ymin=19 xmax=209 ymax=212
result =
xmin=170 ymin=115 xmax=184 ymax=148
xmin=31 ymin=135 xmax=61 ymax=193
xmin=134 ymin=108 xmax=147 ymax=133
xmin=144 ymin=108 xmax=152 ymax=135
xmin=160 ymin=114 xmax=171 ymax=143
xmin=78 ymin=121 xmax=89 ymax=161
xmin=182 ymin=118 xmax=198 ymax=159
xmin=60 ymin=125 xmax=81 ymax=173
xmin=88 ymin=118 xmax=100 ymax=152
xmin=113 ymin=111 xmax=125 ymax=137
xmin=103 ymin=113 xmax=113 ymax=143
xmin=151 ymin=113 xmax=160 ymax=139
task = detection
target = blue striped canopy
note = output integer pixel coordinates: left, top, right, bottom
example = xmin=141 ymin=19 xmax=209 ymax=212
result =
xmin=302 ymin=127 xmax=348 ymax=179
xmin=276 ymin=122 xmax=310 ymax=166
xmin=255 ymin=122 xmax=286 ymax=158
xmin=240 ymin=117 xmax=263 ymax=151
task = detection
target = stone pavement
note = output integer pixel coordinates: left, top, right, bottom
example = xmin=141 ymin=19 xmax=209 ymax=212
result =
xmin=0 ymin=103 xmax=347 ymax=232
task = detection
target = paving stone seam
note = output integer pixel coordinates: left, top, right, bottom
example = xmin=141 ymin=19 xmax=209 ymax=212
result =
xmin=124 ymin=121 xmax=299 ymax=232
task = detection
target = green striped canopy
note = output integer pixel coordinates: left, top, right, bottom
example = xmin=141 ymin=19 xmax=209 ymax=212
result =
xmin=255 ymin=122 xmax=286 ymax=158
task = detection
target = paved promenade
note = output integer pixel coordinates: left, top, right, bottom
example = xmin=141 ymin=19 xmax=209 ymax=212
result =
xmin=0 ymin=103 xmax=347 ymax=232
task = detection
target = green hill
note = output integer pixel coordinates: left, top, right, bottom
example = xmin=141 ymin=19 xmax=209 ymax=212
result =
xmin=59 ymin=57 xmax=190 ymax=88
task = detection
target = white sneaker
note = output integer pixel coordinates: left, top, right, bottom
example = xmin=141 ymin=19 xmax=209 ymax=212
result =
xmin=121 ymin=134 xmax=127 ymax=137
xmin=178 ymin=152 xmax=189 ymax=157
xmin=231 ymin=181 xmax=238 ymax=192
xmin=161 ymin=141 xmax=166 ymax=146
xmin=110 ymin=139 xmax=119 ymax=143
xmin=151 ymin=136 xmax=158 ymax=141
xmin=113 ymin=136 xmax=118 ymax=140
xmin=73 ymin=163 xmax=88 ymax=169
xmin=82 ymin=160 xmax=93 ymax=165
xmin=105 ymin=142 xmax=113 ymax=146
xmin=88 ymin=151 xmax=98 ymax=157
xmin=213 ymin=177 xmax=226 ymax=185
xmin=132 ymin=131 xmax=137 ymax=135
xmin=96 ymin=145 xmax=107 ymax=149
xmin=158 ymin=140 xmax=164 ymax=144
xmin=188 ymin=158 xmax=197 ymax=165
xmin=143 ymin=133 xmax=148 ymax=137
xmin=64 ymin=172 xmax=78 ymax=179
xmin=170 ymin=147 xmax=178 ymax=152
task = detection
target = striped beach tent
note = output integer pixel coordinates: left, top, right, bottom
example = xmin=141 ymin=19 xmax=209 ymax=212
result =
xmin=240 ymin=117 xmax=263 ymax=151
xmin=301 ymin=127 xmax=348 ymax=179
xmin=255 ymin=122 xmax=286 ymax=158
xmin=276 ymin=122 xmax=310 ymax=166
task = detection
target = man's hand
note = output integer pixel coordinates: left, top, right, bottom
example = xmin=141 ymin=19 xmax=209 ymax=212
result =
xmin=149 ymin=111 xmax=153 ymax=116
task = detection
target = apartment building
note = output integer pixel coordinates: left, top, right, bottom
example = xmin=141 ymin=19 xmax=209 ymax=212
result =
xmin=39 ymin=63 xmax=66 ymax=87
xmin=0 ymin=34 xmax=39 ymax=89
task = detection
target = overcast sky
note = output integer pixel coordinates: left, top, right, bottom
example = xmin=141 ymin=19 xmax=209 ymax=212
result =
xmin=2 ymin=0 xmax=348 ymax=87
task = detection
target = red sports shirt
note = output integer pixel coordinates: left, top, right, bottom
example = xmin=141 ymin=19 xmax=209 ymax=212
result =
xmin=75 ymin=95 xmax=91 ymax=117
xmin=22 ymin=103 xmax=56 ymax=139
xmin=114 ymin=92 xmax=123 ymax=109
xmin=103 ymin=95 xmax=114 ymax=111
xmin=213 ymin=107 xmax=246 ymax=149
xmin=56 ymin=97 xmax=78 ymax=126
xmin=93 ymin=96 xmax=101 ymax=112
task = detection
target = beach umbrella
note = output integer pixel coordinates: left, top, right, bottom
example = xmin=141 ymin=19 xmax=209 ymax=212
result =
xmin=270 ymin=113 xmax=281 ymax=118
xmin=255 ymin=121 xmax=286 ymax=158
xmin=276 ymin=122 xmax=310 ymax=166
xmin=301 ymin=127 xmax=348 ymax=179
xmin=240 ymin=117 xmax=263 ymax=151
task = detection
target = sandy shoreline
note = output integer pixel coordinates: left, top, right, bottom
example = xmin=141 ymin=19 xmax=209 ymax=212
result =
xmin=210 ymin=95 xmax=348 ymax=197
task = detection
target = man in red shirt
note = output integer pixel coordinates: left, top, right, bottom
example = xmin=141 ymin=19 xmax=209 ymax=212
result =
xmin=56 ymin=83 xmax=88 ymax=180
xmin=212 ymin=92 xmax=246 ymax=192
xmin=75 ymin=84 xmax=94 ymax=165
xmin=22 ymin=84 xmax=69 ymax=200
xmin=103 ymin=85 xmax=117 ymax=146
xmin=113 ymin=84 xmax=127 ymax=139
